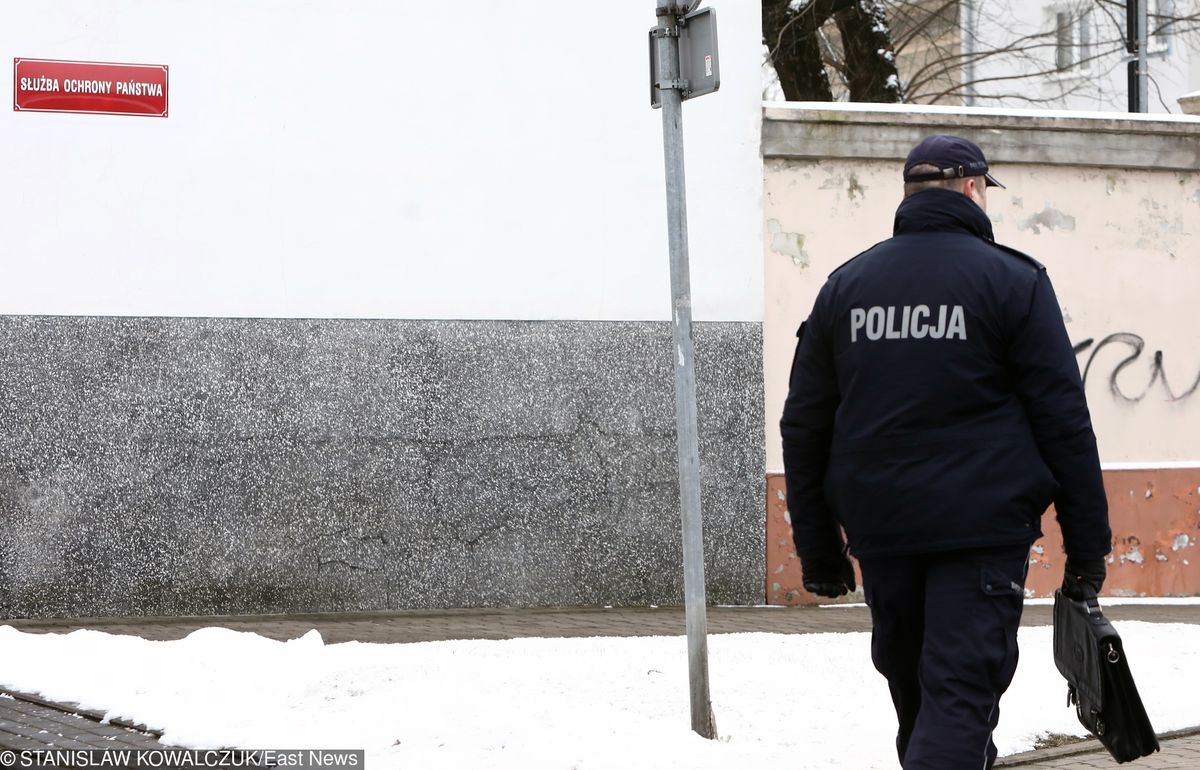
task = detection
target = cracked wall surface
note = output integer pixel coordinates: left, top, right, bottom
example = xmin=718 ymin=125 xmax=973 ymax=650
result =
xmin=0 ymin=317 xmax=765 ymax=618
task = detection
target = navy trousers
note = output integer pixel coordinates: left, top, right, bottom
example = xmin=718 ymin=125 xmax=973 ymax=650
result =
xmin=859 ymin=545 xmax=1029 ymax=770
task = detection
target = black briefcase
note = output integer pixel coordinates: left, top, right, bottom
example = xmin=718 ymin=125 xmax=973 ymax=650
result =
xmin=1052 ymin=589 xmax=1160 ymax=763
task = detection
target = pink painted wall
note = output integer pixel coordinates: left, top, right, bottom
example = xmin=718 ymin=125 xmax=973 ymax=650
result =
xmin=767 ymin=469 xmax=1200 ymax=604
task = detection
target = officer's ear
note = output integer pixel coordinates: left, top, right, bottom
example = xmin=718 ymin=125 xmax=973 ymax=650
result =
xmin=963 ymin=177 xmax=988 ymax=213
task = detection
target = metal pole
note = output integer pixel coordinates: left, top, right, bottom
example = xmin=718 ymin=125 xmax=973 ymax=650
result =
xmin=653 ymin=0 xmax=715 ymax=741
xmin=1137 ymin=0 xmax=1149 ymax=111
xmin=962 ymin=0 xmax=975 ymax=106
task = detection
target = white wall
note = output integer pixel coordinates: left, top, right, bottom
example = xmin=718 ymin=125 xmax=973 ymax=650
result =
xmin=2 ymin=1 xmax=763 ymax=322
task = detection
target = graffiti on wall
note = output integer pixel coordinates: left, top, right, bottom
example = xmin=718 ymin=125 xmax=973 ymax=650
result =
xmin=1075 ymin=334 xmax=1200 ymax=403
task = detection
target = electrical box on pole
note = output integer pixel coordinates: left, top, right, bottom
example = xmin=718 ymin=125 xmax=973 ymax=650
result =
xmin=649 ymin=0 xmax=719 ymax=741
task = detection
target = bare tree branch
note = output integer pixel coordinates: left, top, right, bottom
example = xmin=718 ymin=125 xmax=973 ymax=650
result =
xmin=764 ymin=0 xmax=1200 ymax=109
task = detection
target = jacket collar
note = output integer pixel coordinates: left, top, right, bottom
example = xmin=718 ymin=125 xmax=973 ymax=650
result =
xmin=893 ymin=188 xmax=994 ymax=242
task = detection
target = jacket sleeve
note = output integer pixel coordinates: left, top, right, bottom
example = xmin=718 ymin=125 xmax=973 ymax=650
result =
xmin=1007 ymin=269 xmax=1112 ymax=560
xmin=779 ymin=286 xmax=844 ymax=560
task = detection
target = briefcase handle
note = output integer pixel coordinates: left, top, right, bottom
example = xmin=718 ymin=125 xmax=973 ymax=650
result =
xmin=1072 ymin=583 xmax=1102 ymax=614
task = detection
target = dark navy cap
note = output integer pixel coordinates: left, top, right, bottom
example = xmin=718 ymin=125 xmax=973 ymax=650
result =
xmin=903 ymin=134 xmax=1005 ymax=188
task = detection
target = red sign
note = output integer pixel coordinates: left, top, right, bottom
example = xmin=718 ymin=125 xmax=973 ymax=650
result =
xmin=14 ymin=58 xmax=168 ymax=117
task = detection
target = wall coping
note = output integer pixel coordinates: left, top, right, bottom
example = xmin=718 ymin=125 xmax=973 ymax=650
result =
xmin=762 ymin=102 xmax=1200 ymax=171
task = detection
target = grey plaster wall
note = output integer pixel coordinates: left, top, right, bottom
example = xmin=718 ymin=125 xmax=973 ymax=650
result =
xmin=0 ymin=317 xmax=764 ymax=618
xmin=762 ymin=106 xmax=1200 ymax=170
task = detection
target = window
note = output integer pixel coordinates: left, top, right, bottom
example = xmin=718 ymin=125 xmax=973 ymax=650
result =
xmin=1056 ymin=13 xmax=1074 ymax=70
xmin=1053 ymin=6 xmax=1093 ymax=72
xmin=1150 ymin=0 xmax=1175 ymax=53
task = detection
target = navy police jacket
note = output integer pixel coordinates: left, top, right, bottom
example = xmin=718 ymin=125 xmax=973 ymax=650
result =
xmin=781 ymin=188 xmax=1111 ymax=561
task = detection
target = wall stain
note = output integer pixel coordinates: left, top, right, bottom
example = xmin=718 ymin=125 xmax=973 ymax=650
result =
xmin=767 ymin=219 xmax=809 ymax=269
xmin=818 ymin=174 xmax=843 ymax=190
xmin=847 ymin=173 xmax=865 ymax=201
xmin=1131 ymin=198 xmax=1184 ymax=252
xmin=1119 ymin=544 xmax=1145 ymax=565
xmin=1019 ymin=205 xmax=1076 ymax=234
xmin=818 ymin=172 xmax=865 ymax=201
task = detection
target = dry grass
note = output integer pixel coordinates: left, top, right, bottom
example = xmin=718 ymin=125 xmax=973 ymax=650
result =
xmin=1032 ymin=733 xmax=1090 ymax=750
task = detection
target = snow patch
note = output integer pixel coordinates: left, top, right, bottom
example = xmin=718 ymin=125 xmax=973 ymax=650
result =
xmin=1 ymin=624 xmax=1200 ymax=768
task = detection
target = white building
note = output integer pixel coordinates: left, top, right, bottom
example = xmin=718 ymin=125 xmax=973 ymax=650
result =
xmin=960 ymin=0 xmax=1198 ymax=112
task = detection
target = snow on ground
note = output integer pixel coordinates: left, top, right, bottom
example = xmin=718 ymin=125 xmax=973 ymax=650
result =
xmin=1 ymin=622 xmax=1198 ymax=770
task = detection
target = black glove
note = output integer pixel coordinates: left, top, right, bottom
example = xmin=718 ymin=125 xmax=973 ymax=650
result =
xmin=801 ymin=550 xmax=857 ymax=598
xmin=1061 ymin=557 xmax=1106 ymax=600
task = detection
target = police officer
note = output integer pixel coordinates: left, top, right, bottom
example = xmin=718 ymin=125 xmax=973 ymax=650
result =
xmin=781 ymin=135 xmax=1112 ymax=770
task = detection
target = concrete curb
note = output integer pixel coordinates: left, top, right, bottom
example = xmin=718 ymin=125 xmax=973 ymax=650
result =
xmin=996 ymin=726 xmax=1200 ymax=767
